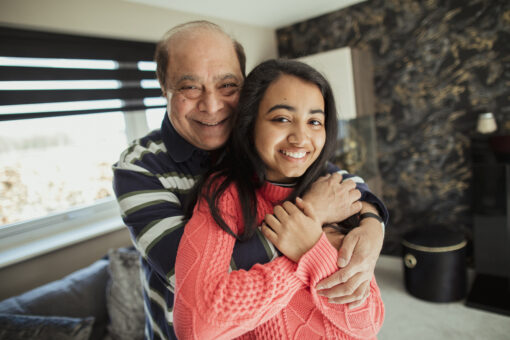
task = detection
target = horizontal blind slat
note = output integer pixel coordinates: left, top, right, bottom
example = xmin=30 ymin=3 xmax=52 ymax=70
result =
xmin=0 ymin=67 xmax=155 ymax=81
xmin=0 ymin=27 xmax=156 ymax=60
xmin=0 ymin=26 xmax=161 ymax=121
xmin=0 ymin=88 xmax=162 ymax=105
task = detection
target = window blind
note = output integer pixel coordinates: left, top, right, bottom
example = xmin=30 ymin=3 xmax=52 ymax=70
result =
xmin=0 ymin=26 xmax=164 ymax=121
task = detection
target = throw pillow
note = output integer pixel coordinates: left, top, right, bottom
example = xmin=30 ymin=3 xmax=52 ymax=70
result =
xmin=0 ymin=258 xmax=109 ymax=340
xmin=106 ymin=248 xmax=145 ymax=340
xmin=0 ymin=313 xmax=94 ymax=340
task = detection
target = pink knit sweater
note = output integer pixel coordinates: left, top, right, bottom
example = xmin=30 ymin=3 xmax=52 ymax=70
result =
xmin=174 ymin=181 xmax=384 ymax=339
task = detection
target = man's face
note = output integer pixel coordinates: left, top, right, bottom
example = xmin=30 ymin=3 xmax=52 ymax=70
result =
xmin=164 ymin=30 xmax=243 ymax=151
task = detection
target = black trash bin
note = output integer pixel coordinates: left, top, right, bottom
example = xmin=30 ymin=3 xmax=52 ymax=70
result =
xmin=402 ymin=226 xmax=467 ymax=302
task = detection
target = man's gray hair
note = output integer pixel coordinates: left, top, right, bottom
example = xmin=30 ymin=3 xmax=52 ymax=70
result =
xmin=154 ymin=20 xmax=246 ymax=92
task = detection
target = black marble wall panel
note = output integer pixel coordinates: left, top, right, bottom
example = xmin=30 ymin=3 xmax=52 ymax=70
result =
xmin=277 ymin=0 xmax=510 ymax=254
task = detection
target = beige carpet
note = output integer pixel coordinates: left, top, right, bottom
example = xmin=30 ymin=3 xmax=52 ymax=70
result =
xmin=375 ymin=255 xmax=510 ymax=340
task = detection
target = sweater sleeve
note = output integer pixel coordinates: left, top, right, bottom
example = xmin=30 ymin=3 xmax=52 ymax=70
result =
xmin=285 ymin=228 xmax=385 ymax=339
xmin=173 ymin=186 xmax=340 ymax=340
xmin=306 ymin=264 xmax=385 ymax=339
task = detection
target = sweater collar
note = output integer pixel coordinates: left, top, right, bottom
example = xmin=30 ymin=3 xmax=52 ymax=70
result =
xmin=161 ymin=112 xmax=209 ymax=163
xmin=258 ymin=181 xmax=294 ymax=205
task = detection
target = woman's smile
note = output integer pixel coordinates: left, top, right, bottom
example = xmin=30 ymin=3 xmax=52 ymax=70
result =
xmin=254 ymin=74 xmax=326 ymax=183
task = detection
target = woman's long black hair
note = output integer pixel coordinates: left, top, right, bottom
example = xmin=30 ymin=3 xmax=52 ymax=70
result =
xmin=185 ymin=59 xmax=339 ymax=241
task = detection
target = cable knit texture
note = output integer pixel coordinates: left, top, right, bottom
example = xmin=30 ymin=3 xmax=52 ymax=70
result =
xmin=174 ymin=180 xmax=384 ymax=339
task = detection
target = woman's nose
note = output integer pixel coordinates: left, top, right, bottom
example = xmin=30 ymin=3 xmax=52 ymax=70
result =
xmin=288 ymin=125 xmax=308 ymax=146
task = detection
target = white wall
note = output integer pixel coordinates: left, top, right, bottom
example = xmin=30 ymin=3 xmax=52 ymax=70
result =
xmin=297 ymin=47 xmax=358 ymax=120
xmin=0 ymin=0 xmax=278 ymax=72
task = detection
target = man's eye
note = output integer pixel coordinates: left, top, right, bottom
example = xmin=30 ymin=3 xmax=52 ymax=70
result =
xmin=219 ymin=83 xmax=240 ymax=96
xmin=179 ymin=85 xmax=198 ymax=91
xmin=178 ymin=86 xmax=202 ymax=99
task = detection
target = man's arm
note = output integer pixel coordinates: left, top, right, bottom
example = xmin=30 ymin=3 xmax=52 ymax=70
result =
xmin=112 ymin=143 xmax=189 ymax=291
xmin=300 ymin=163 xmax=388 ymax=307
xmin=317 ymin=202 xmax=384 ymax=308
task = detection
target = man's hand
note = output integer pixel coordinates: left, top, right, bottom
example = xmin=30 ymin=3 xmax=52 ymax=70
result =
xmin=316 ymin=204 xmax=383 ymax=308
xmin=301 ymin=172 xmax=362 ymax=225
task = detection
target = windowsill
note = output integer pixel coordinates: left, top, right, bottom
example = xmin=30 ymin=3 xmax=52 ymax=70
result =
xmin=0 ymin=199 xmax=125 ymax=269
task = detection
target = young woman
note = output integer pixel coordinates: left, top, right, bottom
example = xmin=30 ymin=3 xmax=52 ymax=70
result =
xmin=174 ymin=59 xmax=384 ymax=339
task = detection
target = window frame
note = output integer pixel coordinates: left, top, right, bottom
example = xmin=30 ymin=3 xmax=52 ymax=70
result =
xmin=0 ymin=26 xmax=164 ymax=268
xmin=0 ymin=109 xmax=153 ymax=268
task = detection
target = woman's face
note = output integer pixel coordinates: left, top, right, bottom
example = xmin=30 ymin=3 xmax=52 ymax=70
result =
xmin=254 ymin=74 xmax=326 ymax=183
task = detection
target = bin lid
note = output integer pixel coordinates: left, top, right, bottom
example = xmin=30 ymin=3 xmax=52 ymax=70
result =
xmin=403 ymin=225 xmax=466 ymax=250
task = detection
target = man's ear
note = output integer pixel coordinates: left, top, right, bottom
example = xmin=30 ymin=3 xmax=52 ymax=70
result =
xmin=159 ymin=82 xmax=167 ymax=97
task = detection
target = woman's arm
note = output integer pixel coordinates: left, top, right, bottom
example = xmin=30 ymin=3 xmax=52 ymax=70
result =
xmin=173 ymin=188 xmax=338 ymax=340
xmin=266 ymin=200 xmax=384 ymax=339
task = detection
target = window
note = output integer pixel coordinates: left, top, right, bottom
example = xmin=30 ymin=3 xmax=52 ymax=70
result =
xmin=0 ymin=27 xmax=166 ymax=265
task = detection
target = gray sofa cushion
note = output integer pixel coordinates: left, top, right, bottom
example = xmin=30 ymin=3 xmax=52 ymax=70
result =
xmin=0 ymin=258 xmax=109 ymax=340
xmin=106 ymin=248 xmax=145 ymax=340
xmin=0 ymin=313 xmax=94 ymax=340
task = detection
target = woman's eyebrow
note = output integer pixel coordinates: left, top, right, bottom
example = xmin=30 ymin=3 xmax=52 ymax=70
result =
xmin=267 ymin=105 xmax=325 ymax=115
xmin=267 ymin=104 xmax=294 ymax=114
xmin=310 ymin=109 xmax=325 ymax=114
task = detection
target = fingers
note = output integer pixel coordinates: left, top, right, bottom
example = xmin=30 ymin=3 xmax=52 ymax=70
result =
xmin=350 ymin=188 xmax=361 ymax=201
xmin=340 ymin=178 xmax=356 ymax=190
xmin=261 ymin=222 xmax=278 ymax=244
xmin=295 ymin=197 xmax=316 ymax=220
xmin=347 ymin=284 xmax=370 ymax=309
xmin=329 ymin=172 xmax=343 ymax=183
xmin=351 ymin=201 xmax=363 ymax=214
xmin=264 ymin=213 xmax=281 ymax=233
xmin=317 ymin=271 xmax=365 ymax=299
xmin=281 ymin=201 xmax=301 ymax=215
xmin=316 ymin=271 xmax=345 ymax=291
xmin=324 ymin=278 xmax=370 ymax=306
xmin=272 ymin=205 xmax=289 ymax=222
xmin=295 ymin=197 xmax=305 ymax=210
xmin=337 ymin=231 xmax=358 ymax=267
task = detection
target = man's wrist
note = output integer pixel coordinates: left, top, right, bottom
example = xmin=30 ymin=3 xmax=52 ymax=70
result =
xmin=360 ymin=203 xmax=385 ymax=233
xmin=359 ymin=212 xmax=383 ymax=223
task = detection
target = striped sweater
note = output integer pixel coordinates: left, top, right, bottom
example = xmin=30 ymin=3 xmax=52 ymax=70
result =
xmin=112 ymin=114 xmax=388 ymax=340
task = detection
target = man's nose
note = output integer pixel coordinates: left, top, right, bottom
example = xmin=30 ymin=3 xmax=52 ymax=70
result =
xmin=198 ymin=90 xmax=224 ymax=113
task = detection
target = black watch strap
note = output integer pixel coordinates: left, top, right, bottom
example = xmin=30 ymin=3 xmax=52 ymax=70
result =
xmin=359 ymin=212 xmax=383 ymax=223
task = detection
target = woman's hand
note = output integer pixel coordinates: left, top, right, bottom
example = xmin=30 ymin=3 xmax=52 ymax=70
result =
xmin=261 ymin=199 xmax=322 ymax=263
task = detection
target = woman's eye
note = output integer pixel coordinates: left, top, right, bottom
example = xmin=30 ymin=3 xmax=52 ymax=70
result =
xmin=272 ymin=117 xmax=290 ymax=123
xmin=309 ymin=119 xmax=323 ymax=126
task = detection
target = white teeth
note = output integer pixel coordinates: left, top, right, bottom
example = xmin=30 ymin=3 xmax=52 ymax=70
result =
xmin=200 ymin=121 xmax=220 ymax=126
xmin=281 ymin=150 xmax=306 ymax=159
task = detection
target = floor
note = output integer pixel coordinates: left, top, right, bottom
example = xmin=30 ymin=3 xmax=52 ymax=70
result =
xmin=375 ymin=255 xmax=510 ymax=340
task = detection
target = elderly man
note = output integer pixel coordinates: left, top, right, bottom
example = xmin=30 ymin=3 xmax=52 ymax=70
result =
xmin=113 ymin=20 xmax=387 ymax=340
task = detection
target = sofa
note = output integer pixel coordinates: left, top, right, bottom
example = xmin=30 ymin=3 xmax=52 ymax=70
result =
xmin=0 ymin=248 xmax=145 ymax=340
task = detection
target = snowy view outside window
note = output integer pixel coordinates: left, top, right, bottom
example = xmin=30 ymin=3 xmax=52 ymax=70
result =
xmin=0 ymin=113 xmax=127 ymax=226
